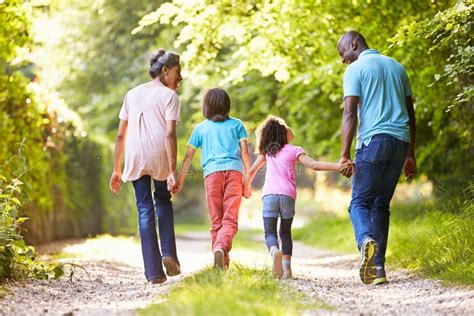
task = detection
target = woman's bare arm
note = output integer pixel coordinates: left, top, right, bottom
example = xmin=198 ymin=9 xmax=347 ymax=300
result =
xmin=109 ymin=120 xmax=128 ymax=193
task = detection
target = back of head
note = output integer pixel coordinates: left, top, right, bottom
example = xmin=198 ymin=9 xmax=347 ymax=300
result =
xmin=337 ymin=31 xmax=369 ymax=63
xmin=148 ymin=49 xmax=180 ymax=79
xmin=202 ymin=88 xmax=230 ymax=122
xmin=256 ymin=115 xmax=289 ymax=156
xmin=338 ymin=31 xmax=368 ymax=49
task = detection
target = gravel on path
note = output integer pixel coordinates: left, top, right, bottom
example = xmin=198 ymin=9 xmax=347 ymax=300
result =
xmin=0 ymin=234 xmax=211 ymax=316
xmin=1 ymin=232 xmax=473 ymax=315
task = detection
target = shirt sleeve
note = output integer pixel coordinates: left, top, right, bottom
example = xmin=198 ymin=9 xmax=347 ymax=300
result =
xmin=187 ymin=127 xmax=201 ymax=149
xmin=293 ymin=146 xmax=306 ymax=160
xmin=401 ymin=67 xmax=412 ymax=97
xmin=237 ymin=120 xmax=249 ymax=142
xmin=165 ymin=92 xmax=181 ymax=122
xmin=118 ymin=93 xmax=129 ymax=121
xmin=343 ymin=65 xmax=361 ymax=98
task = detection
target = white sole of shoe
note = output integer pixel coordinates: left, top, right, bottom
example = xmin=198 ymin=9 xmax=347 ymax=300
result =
xmin=360 ymin=239 xmax=378 ymax=284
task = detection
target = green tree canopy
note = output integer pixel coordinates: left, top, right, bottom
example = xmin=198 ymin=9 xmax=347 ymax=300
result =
xmin=134 ymin=0 xmax=472 ymax=190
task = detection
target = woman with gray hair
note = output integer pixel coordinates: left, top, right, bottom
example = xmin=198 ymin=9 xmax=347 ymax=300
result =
xmin=109 ymin=49 xmax=182 ymax=284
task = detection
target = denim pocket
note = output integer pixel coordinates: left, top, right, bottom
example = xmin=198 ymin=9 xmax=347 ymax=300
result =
xmin=262 ymin=194 xmax=279 ymax=211
xmin=361 ymin=138 xmax=388 ymax=164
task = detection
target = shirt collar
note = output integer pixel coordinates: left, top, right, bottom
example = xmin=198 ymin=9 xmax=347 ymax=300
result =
xmin=359 ymin=49 xmax=379 ymax=58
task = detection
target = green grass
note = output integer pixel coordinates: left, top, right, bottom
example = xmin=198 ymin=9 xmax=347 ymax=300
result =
xmin=139 ymin=265 xmax=326 ymax=315
xmin=232 ymin=229 xmax=265 ymax=250
xmin=389 ymin=201 xmax=474 ymax=285
xmin=174 ymin=217 xmax=210 ymax=234
xmin=293 ymin=198 xmax=474 ymax=286
xmin=293 ymin=213 xmax=355 ymax=253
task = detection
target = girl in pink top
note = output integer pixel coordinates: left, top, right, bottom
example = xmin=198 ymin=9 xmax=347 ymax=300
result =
xmin=244 ymin=116 xmax=348 ymax=279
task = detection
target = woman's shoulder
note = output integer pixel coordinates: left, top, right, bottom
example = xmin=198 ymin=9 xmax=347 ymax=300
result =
xmin=129 ymin=80 xmax=177 ymax=98
xmin=128 ymin=81 xmax=153 ymax=94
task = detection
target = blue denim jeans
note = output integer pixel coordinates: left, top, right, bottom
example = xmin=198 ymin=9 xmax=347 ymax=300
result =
xmin=132 ymin=175 xmax=179 ymax=281
xmin=262 ymin=194 xmax=296 ymax=219
xmin=349 ymin=134 xmax=409 ymax=268
xmin=262 ymin=194 xmax=295 ymax=255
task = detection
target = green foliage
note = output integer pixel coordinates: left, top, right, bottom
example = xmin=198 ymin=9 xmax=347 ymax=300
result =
xmin=139 ymin=265 xmax=321 ymax=315
xmin=0 ymin=0 xmax=30 ymax=62
xmin=136 ymin=0 xmax=472 ymax=190
xmin=388 ymin=1 xmax=473 ymax=190
xmin=1 ymin=0 xmax=130 ymax=248
xmin=0 ymin=174 xmax=64 ymax=281
xmin=34 ymin=0 xmax=170 ymax=136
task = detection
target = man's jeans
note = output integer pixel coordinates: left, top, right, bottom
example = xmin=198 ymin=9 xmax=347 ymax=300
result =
xmin=349 ymin=134 xmax=409 ymax=268
xmin=132 ymin=175 xmax=179 ymax=281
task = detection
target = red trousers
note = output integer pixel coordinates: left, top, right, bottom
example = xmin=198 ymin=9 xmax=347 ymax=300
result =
xmin=204 ymin=170 xmax=243 ymax=266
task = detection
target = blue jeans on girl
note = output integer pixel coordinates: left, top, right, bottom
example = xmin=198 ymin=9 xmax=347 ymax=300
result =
xmin=262 ymin=194 xmax=295 ymax=255
xmin=132 ymin=175 xmax=179 ymax=281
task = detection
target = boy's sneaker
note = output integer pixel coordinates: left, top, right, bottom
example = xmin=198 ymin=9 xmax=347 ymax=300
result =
xmin=272 ymin=249 xmax=283 ymax=279
xmin=149 ymin=275 xmax=167 ymax=284
xmin=374 ymin=266 xmax=388 ymax=285
xmin=162 ymin=256 xmax=181 ymax=277
xmin=214 ymin=249 xmax=225 ymax=270
xmin=359 ymin=237 xmax=378 ymax=284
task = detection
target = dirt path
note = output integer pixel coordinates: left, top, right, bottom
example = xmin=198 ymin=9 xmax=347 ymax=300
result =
xmin=0 ymin=234 xmax=211 ymax=316
xmin=233 ymin=235 xmax=474 ymax=315
xmin=1 ymin=232 xmax=473 ymax=315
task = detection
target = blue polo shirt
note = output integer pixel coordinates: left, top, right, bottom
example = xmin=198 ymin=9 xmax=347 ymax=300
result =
xmin=188 ymin=117 xmax=249 ymax=177
xmin=343 ymin=49 xmax=412 ymax=149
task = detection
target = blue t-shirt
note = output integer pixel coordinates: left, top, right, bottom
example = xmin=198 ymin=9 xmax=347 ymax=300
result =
xmin=343 ymin=49 xmax=412 ymax=149
xmin=187 ymin=117 xmax=249 ymax=177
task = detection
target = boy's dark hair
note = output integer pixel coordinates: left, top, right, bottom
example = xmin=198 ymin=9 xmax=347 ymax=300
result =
xmin=202 ymin=88 xmax=230 ymax=122
xmin=148 ymin=49 xmax=180 ymax=79
xmin=256 ymin=115 xmax=291 ymax=156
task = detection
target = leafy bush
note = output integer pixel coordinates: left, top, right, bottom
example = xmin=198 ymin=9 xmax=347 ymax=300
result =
xmin=0 ymin=174 xmax=63 ymax=281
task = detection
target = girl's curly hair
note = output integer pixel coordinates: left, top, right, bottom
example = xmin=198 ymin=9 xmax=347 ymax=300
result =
xmin=255 ymin=115 xmax=291 ymax=156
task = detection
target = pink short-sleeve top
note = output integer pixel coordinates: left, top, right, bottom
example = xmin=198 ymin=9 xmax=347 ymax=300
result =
xmin=118 ymin=79 xmax=180 ymax=182
xmin=262 ymin=144 xmax=305 ymax=199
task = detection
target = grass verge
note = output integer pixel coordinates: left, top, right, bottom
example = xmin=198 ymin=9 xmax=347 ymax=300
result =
xmin=139 ymin=265 xmax=323 ymax=315
xmin=174 ymin=217 xmax=209 ymax=234
xmin=293 ymin=199 xmax=474 ymax=286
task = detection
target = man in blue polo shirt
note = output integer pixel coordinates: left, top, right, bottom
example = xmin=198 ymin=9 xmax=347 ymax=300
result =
xmin=337 ymin=31 xmax=417 ymax=285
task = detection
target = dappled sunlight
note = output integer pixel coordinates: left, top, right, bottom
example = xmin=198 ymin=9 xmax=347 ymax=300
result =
xmin=59 ymin=235 xmax=143 ymax=267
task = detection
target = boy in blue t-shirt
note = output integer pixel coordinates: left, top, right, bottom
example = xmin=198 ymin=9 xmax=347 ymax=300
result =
xmin=173 ymin=88 xmax=251 ymax=270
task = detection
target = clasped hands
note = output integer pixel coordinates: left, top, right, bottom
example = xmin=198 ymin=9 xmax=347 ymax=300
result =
xmin=339 ymin=157 xmax=355 ymax=178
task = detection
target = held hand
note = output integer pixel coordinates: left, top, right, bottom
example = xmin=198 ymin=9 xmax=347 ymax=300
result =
xmin=243 ymin=185 xmax=252 ymax=199
xmin=167 ymin=173 xmax=177 ymax=192
xmin=339 ymin=157 xmax=354 ymax=178
xmin=109 ymin=172 xmax=122 ymax=194
xmin=340 ymin=161 xmax=354 ymax=176
xmin=171 ymin=179 xmax=183 ymax=194
xmin=404 ymin=156 xmax=417 ymax=180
